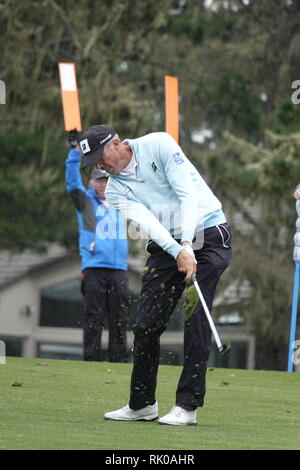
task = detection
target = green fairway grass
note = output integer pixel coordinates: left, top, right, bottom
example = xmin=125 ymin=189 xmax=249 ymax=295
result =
xmin=0 ymin=357 xmax=299 ymax=450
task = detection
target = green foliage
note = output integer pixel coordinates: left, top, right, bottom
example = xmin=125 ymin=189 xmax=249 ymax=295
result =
xmin=0 ymin=132 xmax=76 ymax=250
xmin=202 ymin=128 xmax=300 ymax=370
xmin=207 ymin=151 xmax=259 ymax=195
xmin=223 ymin=130 xmax=300 ymax=198
xmin=276 ymin=100 xmax=300 ymax=134
xmin=1 ymin=0 xmax=300 ymax=368
xmin=215 ymin=72 xmax=262 ymax=137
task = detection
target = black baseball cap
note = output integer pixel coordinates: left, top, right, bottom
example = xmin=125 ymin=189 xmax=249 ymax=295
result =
xmin=79 ymin=125 xmax=117 ymax=168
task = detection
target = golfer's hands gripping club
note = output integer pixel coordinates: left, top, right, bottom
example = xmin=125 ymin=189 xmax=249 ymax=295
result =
xmin=176 ymin=242 xmax=197 ymax=281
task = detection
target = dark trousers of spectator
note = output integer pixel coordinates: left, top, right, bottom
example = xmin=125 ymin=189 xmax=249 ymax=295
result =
xmin=81 ymin=268 xmax=129 ymax=363
xmin=129 ymin=224 xmax=232 ymax=411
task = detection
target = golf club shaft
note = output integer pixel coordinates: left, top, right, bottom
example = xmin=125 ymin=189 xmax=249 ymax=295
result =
xmin=192 ymin=275 xmax=223 ymax=352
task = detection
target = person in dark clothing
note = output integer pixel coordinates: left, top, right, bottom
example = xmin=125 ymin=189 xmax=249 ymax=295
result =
xmin=65 ymin=144 xmax=129 ymax=362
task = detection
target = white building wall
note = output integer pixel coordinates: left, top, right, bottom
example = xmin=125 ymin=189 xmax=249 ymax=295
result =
xmin=0 ymin=256 xmax=142 ymax=359
xmin=0 ymin=258 xmax=82 ymax=357
xmin=0 ymin=277 xmax=38 ymax=338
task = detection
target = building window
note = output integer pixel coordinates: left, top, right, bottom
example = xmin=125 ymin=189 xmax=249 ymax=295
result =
xmin=39 ymin=279 xmax=84 ymax=328
xmin=0 ymin=337 xmax=23 ymax=357
xmin=37 ymin=343 xmax=83 ymax=361
xmin=208 ymin=341 xmax=248 ymax=369
xmin=39 ymin=279 xmax=139 ymax=329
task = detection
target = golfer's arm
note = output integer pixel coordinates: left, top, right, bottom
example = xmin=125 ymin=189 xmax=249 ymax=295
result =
xmin=166 ymin=171 xmax=200 ymax=244
xmin=65 ymin=148 xmax=88 ymax=211
xmin=159 ymin=135 xmax=200 ymax=244
xmin=105 ymin=192 xmax=183 ymax=259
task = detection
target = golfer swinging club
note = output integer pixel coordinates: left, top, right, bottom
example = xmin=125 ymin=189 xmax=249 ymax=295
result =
xmin=80 ymin=125 xmax=232 ymax=426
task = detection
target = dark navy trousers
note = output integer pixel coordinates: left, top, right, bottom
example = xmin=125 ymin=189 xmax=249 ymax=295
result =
xmin=129 ymin=224 xmax=232 ymax=410
xmin=82 ymin=268 xmax=129 ymax=363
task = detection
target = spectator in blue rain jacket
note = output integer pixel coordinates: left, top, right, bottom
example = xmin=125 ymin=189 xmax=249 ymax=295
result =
xmin=65 ymin=146 xmax=129 ymax=363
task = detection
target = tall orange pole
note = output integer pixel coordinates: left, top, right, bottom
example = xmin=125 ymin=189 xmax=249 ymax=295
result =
xmin=165 ymin=75 xmax=179 ymax=143
xmin=58 ymin=62 xmax=82 ymax=131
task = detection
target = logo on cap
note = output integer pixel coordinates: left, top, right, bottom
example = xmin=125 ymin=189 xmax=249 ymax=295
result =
xmin=100 ymin=133 xmax=112 ymax=145
xmin=80 ymin=138 xmax=91 ymax=154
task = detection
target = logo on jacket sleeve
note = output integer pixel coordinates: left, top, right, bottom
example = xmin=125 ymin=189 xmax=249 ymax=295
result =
xmin=172 ymin=152 xmax=184 ymax=165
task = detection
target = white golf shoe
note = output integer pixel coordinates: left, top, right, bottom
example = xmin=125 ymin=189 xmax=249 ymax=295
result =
xmin=104 ymin=402 xmax=158 ymax=421
xmin=158 ymin=406 xmax=197 ymax=426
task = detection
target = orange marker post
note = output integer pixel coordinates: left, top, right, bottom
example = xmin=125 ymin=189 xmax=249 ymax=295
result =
xmin=58 ymin=62 xmax=82 ymax=131
xmin=165 ymin=75 xmax=179 ymax=143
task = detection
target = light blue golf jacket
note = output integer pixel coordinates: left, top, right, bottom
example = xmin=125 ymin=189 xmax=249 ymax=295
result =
xmin=105 ymin=132 xmax=226 ymax=260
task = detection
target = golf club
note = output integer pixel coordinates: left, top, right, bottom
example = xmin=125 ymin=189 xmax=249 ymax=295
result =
xmin=191 ymin=274 xmax=231 ymax=356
